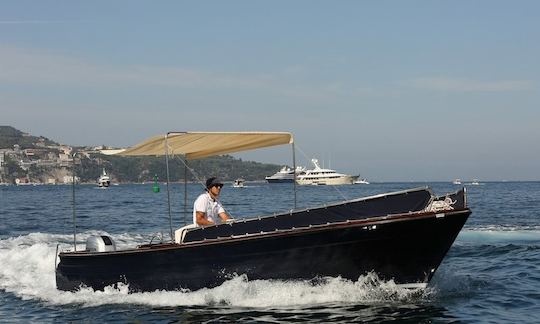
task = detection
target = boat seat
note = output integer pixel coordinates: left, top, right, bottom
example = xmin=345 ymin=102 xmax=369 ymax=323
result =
xmin=174 ymin=224 xmax=198 ymax=244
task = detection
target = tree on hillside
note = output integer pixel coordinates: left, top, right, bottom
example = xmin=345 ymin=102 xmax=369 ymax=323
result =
xmin=0 ymin=126 xmax=58 ymax=149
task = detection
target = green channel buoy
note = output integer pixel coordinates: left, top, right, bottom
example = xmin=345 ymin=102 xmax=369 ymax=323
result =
xmin=152 ymin=174 xmax=160 ymax=193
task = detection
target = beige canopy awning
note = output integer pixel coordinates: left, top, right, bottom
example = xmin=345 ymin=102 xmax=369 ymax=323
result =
xmin=115 ymin=132 xmax=294 ymax=160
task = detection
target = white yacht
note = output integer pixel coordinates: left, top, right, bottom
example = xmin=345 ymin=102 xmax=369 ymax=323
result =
xmin=471 ymin=179 xmax=480 ymax=185
xmin=453 ymin=179 xmax=462 ymax=185
xmin=265 ymin=166 xmax=306 ymax=183
xmin=296 ymin=159 xmax=358 ymax=186
xmin=232 ymin=178 xmax=245 ymax=188
xmin=97 ymin=168 xmax=111 ymax=188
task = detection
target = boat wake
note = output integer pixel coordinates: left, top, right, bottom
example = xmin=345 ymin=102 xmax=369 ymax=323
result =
xmin=1 ymin=232 xmax=434 ymax=308
xmin=458 ymin=227 xmax=540 ymax=243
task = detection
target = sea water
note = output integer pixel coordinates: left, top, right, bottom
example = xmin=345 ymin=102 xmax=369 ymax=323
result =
xmin=1 ymin=182 xmax=539 ymax=322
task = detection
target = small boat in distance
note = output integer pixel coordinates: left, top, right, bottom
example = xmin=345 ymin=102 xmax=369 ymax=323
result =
xmin=354 ymin=178 xmax=370 ymax=184
xmin=265 ymin=166 xmax=306 ymax=183
xmin=97 ymin=168 xmax=110 ymax=188
xmin=232 ymin=178 xmax=245 ymax=188
xmin=453 ymin=179 xmax=462 ymax=185
xmin=471 ymin=179 xmax=480 ymax=185
xmin=296 ymin=159 xmax=358 ymax=185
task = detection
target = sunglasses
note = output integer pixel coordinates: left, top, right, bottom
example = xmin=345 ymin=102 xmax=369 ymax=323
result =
xmin=212 ymin=184 xmax=223 ymax=189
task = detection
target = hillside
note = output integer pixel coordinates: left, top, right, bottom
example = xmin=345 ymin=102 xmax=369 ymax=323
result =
xmin=79 ymin=153 xmax=280 ymax=183
xmin=0 ymin=126 xmax=58 ymax=149
xmin=0 ymin=126 xmax=283 ymax=183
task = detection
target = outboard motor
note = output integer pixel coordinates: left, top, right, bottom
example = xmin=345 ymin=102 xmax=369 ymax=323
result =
xmin=86 ymin=235 xmax=116 ymax=252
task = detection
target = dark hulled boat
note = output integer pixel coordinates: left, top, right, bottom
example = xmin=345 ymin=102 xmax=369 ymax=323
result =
xmin=56 ymin=132 xmax=471 ymax=292
xmin=56 ymin=187 xmax=470 ymax=292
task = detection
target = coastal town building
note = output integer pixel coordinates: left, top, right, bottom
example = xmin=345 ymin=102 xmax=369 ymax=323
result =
xmin=0 ymin=127 xmax=126 ymax=185
xmin=0 ymin=142 xmax=93 ymax=184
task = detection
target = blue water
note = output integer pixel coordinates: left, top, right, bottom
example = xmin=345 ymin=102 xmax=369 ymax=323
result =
xmin=1 ymin=182 xmax=539 ymax=323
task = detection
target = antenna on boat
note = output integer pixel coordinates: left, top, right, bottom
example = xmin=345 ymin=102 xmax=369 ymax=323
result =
xmin=71 ymin=152 xmax=77 ymax=251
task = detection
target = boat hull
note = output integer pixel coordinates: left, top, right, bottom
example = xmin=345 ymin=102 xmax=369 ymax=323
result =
xmin=56 ymin=209 xmax=470 ymax=292
xmin=98 ymin=181 xmax=110 ymax=188
xmin=265 ymin=178 xmax=294 ymax=183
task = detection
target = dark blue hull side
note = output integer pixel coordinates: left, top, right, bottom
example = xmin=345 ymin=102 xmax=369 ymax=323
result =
xmin=56 ymin=209 xmax=470 ymax=292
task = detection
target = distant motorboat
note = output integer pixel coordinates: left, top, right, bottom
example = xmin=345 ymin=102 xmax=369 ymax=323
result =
xmin=232 ymin=178 xmax=245 ymax=188
xmin=354 ymin=178 xmax=370 ymax=185
xmin=97 ymin=168 xmax=111 ymax=188
xmin=296 ymin=159 xmax=358 ymax=186
xmin=265 ymin=166 xmax=306 ymax=183
xmin=453 ymin=179 xmax=462 ymax=185
xmin=471 ymin=179 xmax=480 ymax=185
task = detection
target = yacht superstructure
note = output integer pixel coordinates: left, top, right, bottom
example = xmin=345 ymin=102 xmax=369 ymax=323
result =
xmin=296 ymin=159 xmax=358 ymax=185
xmin=265 ymin=166 xmax=305 ymax=183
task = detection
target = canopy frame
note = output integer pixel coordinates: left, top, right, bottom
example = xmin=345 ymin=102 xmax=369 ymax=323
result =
xmin=117 ymin=131 xmax=293 ymax=160
xmin=123 ymin=131 xmax=297 ymax=242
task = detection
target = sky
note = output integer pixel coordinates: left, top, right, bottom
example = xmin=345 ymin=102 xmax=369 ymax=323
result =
xmin=1 ymin=1 xmax=539 ymax=181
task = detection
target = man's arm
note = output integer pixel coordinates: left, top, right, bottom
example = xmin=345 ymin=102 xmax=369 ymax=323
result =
xmin=195 ymin=211 xmax=215 ymax=226
xmin=218 ymin=212 xmax=231 ymax=222
xmin=216 ymin=203 xmax=231 ymax=222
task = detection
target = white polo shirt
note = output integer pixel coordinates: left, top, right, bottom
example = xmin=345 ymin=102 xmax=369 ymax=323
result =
xmin=193 ymin=192 xmax=225 ymax=226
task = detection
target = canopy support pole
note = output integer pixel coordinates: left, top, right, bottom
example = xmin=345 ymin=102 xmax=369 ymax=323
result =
xmin=165 ymin=134 xmax=173 ymax=242
xmin=71 ymin=153 xmax=77 ymax=251
xmin=292 ymin=142 xmax=297 ymax=209
xmin=184 ymin=159 xmax=188 ymax=225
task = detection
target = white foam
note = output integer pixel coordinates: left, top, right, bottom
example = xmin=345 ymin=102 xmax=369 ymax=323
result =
xmin=458 ymin=228 xmax=540 ymax=243
xmin=467 ymin=224 xmax=540 ymax=232
xmin=0 ymin=232 xmax=430 ymax=308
